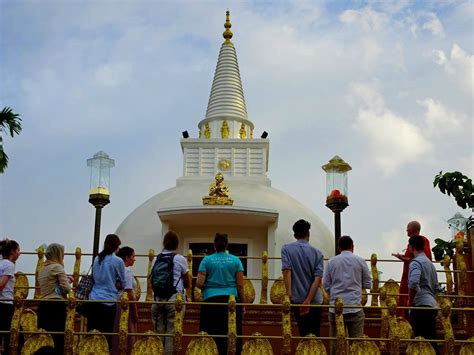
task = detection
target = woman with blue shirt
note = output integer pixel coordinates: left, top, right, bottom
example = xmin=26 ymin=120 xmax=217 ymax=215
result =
xmin=196 ymin=233 xmax=245 ymax=355
xmin=88 ymin=234 xmax=125 ymax=349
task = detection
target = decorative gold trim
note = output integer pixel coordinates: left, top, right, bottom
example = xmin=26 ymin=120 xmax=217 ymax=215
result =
xmin=242 ymin=332 xmax=273 ymax=354
xmin=296 ymin=335 xmax=327 ymax=354
xmin=146 ymin=249 xmax=155 ymax=302
xmin=370 ymin=253 xmax=379 ymax=306
xmin=14 ymin=271 xmax=29 ymax=300
xmin=174 ymin=293 xmax=184 ymax=353
xmin=34 ymin=245 xmax=45 ymax=299
xmin=223 ymin=10 xmax=233 ymax=42
xmin=73 ymin=247 xmax=81 ymax=288
xmin=77 ymin=329 xmax=109 ymax=355
xmin=270 ymin=277 xmax=286 ymax=304
xmin=443 ymin=255 xmax=453 ymax=295
xmin=335 ymin=297 xmax=347 ymax=355
xmin=239 ymin=123 xmax=246 ymax=139
xmin=204 ymin=122 xmax=211 ymax=139
xmin=227 ymin=295 xmax=237 ymax=354
xmin=119 ymin=292 xmax=129 ymax=355
xmin=281 ymin=295 xmax=291 ymax=354
xmin=185 ymin=331 xmax=218 ymax=354
xmin=221 ymin=120 xmax=230 ymax=139
xmin=260 ymin=251 xmax=268 ymax=304
xmin=64 ymin=290 xmax=76 ymax=355
xmin=438 ymin=297 xmax=455 ymax=355
xmin=406 ymin=336 xmax=436 ymax=354
xmin=186 ymin=250 xmax=193 ymax=303
xmin=131 ymin=331 xmax=164 ymax=354
xmin=20 ymin=329 xmax=55 ymax=355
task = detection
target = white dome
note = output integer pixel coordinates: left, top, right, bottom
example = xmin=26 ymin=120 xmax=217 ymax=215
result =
xmin=116 ymin=180 xmax=334 ymax=283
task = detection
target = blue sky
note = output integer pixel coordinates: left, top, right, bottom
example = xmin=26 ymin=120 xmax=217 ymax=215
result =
xmin=1 ymin=1 xmax=472 ymax=281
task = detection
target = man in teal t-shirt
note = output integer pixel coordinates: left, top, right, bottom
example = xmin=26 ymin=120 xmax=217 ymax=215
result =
xmin=196 ymin=233 xmax=245 ymax=354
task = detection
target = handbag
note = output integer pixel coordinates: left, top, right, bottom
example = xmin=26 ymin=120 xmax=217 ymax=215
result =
xmin=75 ymin=265 xmax=94 ymax=316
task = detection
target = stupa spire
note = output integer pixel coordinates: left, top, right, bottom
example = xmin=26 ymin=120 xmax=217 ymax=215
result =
xmin=199 ymin=10 xmax=253 ymax=139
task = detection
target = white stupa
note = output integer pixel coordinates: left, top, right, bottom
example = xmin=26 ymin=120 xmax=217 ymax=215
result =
xmin=116 ymin=12 xmax=334 ymax=293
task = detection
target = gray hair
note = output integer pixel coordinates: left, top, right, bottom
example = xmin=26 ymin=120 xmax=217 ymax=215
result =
xmin=45 ymin=243 xmax=65 ymax=264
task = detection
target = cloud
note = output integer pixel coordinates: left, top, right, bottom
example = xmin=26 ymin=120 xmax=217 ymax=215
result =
xmin=94 ymin=62 xmax=132 ymax=87
xmin=339 ymin=7 xmax=388 ymax=32
xmin=417 ymin=98 xmax=462 ymax=135
xmin=422 ymin=13 xmax=445 ymax=37
xmin=433 ymin=43 xmax=474 ymax=94
xmin=350 ymin=82 xmax=433 ymax=175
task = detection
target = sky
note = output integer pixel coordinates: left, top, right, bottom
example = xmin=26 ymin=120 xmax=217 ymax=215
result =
xmin=0 ymin=0 xmax=472 ymax=283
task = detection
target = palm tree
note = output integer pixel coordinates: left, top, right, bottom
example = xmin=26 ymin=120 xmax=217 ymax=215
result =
xmin=0 ymin=106 xmax=22 ymax=173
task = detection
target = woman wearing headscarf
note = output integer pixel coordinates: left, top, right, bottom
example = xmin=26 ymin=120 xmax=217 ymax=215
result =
xmin=38 ymin=243 xmax=72 ymax=354
xmin=88 ymin=234 xmax=125 ymax=350
xmin=0 ymin=239 xmax=20 ymax=355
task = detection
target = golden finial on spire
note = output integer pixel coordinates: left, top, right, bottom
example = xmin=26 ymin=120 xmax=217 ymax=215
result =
xmin=223 ymin=10 xmax=233 ymax=41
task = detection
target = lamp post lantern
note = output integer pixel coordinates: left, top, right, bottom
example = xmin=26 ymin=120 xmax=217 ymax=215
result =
xmin=87 ymin=151 xmax=115 ymax=258
xmin=322 ymin=155 xmax=352 ymax=255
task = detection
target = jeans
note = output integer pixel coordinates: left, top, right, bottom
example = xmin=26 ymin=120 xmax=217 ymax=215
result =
xmin=328 ymin=310 xmax=365 ymax=355
xmin=152 ymin=300 xmax=182 ymax=355
xmin=410 ymin=306 xmax=440 ymax=355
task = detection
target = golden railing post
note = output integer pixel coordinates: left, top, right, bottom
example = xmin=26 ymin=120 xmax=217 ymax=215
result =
xmin=379 ymin=288 xmax=389 ymax=351
xmin=439 ymin=297 xmax=455 ymax=355
xmin=73 ymin=247 xmax=82 ymax=288
xmin=9 ymin=295 xmax=24 ymax=355
xmin=370 ymin=253 xmax=379 ymax=306
xmin=187 ymin=250 xmax=193 ymax=303
xmin=443 ymin=255 xmax=453 ymax=295
xmin=119 ymin=292 xmax=130 ymax=355
xmin=387 ymin=297 xmax=400 ymax=355
xmin=335 ymin=297 xmax=347 ymax=355
xmin=146 ymin=248 xmax=155 ymax=302
xmin=260 ymin=251 xmax=268 ymax=304
xmin=455 ymin=240 xmax=467 ymax=296
xmin=281 ymin=295 xmax=292 ymax=354
xmin=227 ymin=294 xmax=237 ymax=355
xmin=64 ymin=290 xmax=77 ymax=354
xmin=34 ymin=245 xmax=45 ymax=299
xmin=174 ymin=293 xmax=184 ymax=354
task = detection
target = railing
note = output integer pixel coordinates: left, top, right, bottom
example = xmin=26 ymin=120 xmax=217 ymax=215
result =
xmin=3 ymin=244 xmax=473 ymax=354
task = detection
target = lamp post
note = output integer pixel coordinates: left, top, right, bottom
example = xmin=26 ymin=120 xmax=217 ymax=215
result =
xmin=322 ymin=155 xmax=352 ymax=255
xmin=87 ymin=151 xmax=115 ymax=258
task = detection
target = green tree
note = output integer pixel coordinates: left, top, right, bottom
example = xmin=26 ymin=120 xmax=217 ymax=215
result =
xmin=433 ymin=171 xmax=474 ymax=209
xmin=0 ymin=106 xmax=22 ymax=174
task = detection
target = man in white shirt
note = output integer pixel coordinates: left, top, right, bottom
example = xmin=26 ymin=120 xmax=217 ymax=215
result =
xmin=323 ymin=236 xmax=371 ymax=355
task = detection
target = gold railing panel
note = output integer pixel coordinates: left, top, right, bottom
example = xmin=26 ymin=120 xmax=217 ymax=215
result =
xmin=460 ymin=337 xmax=474 ymax=354
xmin=77 ymin=329 xmax=109 ymax=355
xmin=20 ymin=329 xmax=54 ymax=355
xmin=19 ymin=308 xmax=38 ymax=341
xmin=350 ymin=335 xmax=380 ymax=355
xmin=243 ymin=277 xmax=256 ymax=304
xmin=295 ymin=334 xmax=327 ymax=354
xmin=131 ymin=330 xmax=163 ymax=354
xmin=270 ymin=276 xmax=285 ymax=304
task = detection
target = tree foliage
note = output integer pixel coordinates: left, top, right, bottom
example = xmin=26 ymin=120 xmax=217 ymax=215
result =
xmin=433 ymin=171 xmax=474 ymax=209
xmin=0 ymin=106 xmax=22 ymax=174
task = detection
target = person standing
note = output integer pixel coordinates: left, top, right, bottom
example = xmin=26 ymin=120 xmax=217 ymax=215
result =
xmin=196 ymin=233 xmax=245 ymax=355
xmin=392 ymin=221 xmax=432 ymax=318
xmin=408 ymin=235 xmax=440 ymax=355
xmin=151 ymin=231 xmax=189 ymax=355
xmin=113 ymin=246 xmax=138 ymax=354
xmin=88 ymin=234 xmax=125 ymax=350
xmin=0 ymin=239 xmax=20 ymax=355
xmin=37 ymin=243 xmax=72 ymax=355
xmin=323 ymin=236 xmax=371 ymax=355
xmin=281 ymin=219 xmax=324 ymax=337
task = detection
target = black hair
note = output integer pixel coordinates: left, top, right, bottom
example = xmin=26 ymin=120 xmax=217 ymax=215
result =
xmin=338 ymin=235 xmax=353 ymax=251
xmin=214 ymin=233 xmax=228 ymax=252
xmin=163 ymin=231 xmax=179 ymax=251
xmin=0 ymin=239 xmax=19 ymax=259
xmin=117 ymin=246 xmax=134 ymax=261
xmin=292 ymin=219 xmax=311 ymax=239
xmin=98 ymin=234 xmax=121 ymax=264
xmin=409 ymin=235 xmax=425 ymax=252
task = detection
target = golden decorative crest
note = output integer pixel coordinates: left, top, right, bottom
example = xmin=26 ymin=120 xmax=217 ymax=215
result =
xmin=242 ymin=332 xmax=274 ymax=354
xmin=221 ymin=120 xmax=230 ymax=139
xmin=203 ymin=172 xmax=234 ymax=205
xmin=21 ymin=329 xmax=55 ymax=355
xmin=14 ymin=271 xmax=29 ymax=300
xmin=204 ymin=123 xmax=211 ymax=139
xmin=350 ymin=335 xmax=380 ymax=355
xmin=134 ymin=276 xmax=141 ymax=301
xmin=295 ymin=335 xmax=327 ymax=354
xmin=131 ymin=331 xmax=164 ymax=354
xmin=321 ymin=285 xmax=330 ymax=305
xmin=406 ymin=336 xmax=436 ymax=354
xmin=78 ymin=330 xmax=110 ymax=355
xmin=239 ymin=123 xmax=247 ymax=139
xmin=270 ymin=276 xmax=286 ymax=304
xmin=460 ymin=337 xmax=474 ymax=355
xmin=20 ymin=308 xmax=38 ymax=341
xmin=244 ymin=277 xmax=256 ymax=304
xmin=185 ymin=332 xmax=218 ymax=354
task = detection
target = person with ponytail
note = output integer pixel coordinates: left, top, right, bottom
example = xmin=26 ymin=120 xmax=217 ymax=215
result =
xmin=37 ymin=243 xmax=72 ymax=354
xmin=0 ymin=238 xmax=20 ymax=355
xmin=88 ymin=234 xmax=125 ymax=349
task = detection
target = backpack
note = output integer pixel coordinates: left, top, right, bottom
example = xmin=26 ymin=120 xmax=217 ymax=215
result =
xmin=151 ymin=252 xmax=180 ymax=299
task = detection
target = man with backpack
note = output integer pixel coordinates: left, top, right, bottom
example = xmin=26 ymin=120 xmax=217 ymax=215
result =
xmin=151 ymin=231 xmax=189 ymax=354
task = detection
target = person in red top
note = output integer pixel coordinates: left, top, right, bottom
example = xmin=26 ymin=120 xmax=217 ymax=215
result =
xmin=392 ymin=221 xmax=432 ymax=319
